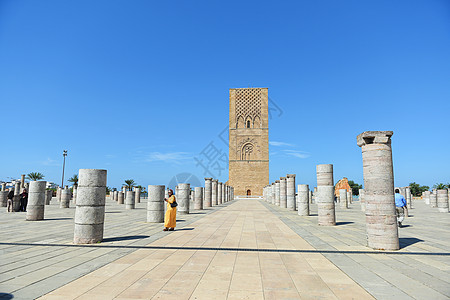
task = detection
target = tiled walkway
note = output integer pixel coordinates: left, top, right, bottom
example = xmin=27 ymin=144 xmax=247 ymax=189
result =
xmin=39 ymin=200 xmax=372 ymax=299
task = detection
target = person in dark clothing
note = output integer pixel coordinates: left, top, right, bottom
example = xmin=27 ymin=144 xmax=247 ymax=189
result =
xmin=7 ymin=189 xmax=14 ymax=212
xmin=20 ymin=189 xmax=28 ymax=212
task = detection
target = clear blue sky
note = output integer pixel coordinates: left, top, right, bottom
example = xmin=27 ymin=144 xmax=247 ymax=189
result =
xmin=1 ymin=0 xmax=449 ymax=191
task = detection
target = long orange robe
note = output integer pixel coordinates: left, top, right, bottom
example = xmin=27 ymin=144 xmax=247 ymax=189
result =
xmin=164 ymin=195 xmax=177 ymax=228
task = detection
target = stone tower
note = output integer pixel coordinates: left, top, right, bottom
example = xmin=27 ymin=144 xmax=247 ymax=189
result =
xmin=228 ymin=88 xmax=269 ymax=196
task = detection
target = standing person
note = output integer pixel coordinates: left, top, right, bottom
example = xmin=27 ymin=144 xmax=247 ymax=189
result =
xmin=395 ymin=189 xmax=407 ymax=228
xmin=20 ymin=188 xmax=28 ymax=212
xmin=7 ymin=188 xmax=14 ymax=212
xmin=163 ymin=189 xmax=177 ymax=231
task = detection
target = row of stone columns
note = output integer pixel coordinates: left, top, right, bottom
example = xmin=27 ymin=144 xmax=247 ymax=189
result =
xmin=204 ymin=178 xmax=234 ymax=208
xmin=422 ymin=189 xmax=449 ymax=213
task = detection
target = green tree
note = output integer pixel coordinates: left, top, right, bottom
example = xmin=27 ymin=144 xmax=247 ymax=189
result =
xmin=409 ymin=182 xmax=429 ymax=196
xmin=124 ymin=179 xmax=135 ymax=191
xmin=348 ymin=180 xmax=362 ymax=195
xmin=433 ymin=183 xmax=449 ymax=190
xmin=68 ymin=174 xmax=78 ymax=187
xmin=26 ymin=172 xmax=45 ymax=181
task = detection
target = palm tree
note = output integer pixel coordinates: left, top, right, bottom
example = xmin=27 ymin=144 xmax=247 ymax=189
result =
xmin=68 ymin=174 xmax=79 ymax=187
xmin=124 ymin=179 xmax=135 ymax=191
xmin=27 ymin=172 xmax=45 ymax=181
xmin=135 ymin=185 xmax=146 ymax=193
xmin=433 ymin=183 xmax=449 ymax=190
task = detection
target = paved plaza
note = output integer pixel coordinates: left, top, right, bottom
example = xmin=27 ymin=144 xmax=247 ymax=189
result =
xmin=0 ymin=198 xmax=449 ymax=299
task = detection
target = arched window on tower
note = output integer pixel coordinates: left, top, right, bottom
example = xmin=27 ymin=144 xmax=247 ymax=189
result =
xmin=241 ymin=143 xmax=253 ymax=160
xmin=247 ymin=120 xmax=251 ymax=128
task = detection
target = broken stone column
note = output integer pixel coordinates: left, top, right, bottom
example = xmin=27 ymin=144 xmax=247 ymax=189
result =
xmin=74 ymin=169 xmax=107 ymax=244
xmin=20 ymin=174 xmax=25 ymax=190
xmin=347 ymin=190 xmax=352 ymax=204
xmin=286 ymin=174 xmax=296 ymax=211
xmin=60 ymin=186 xmax=71 ymax=208
xmin=218 ymin=182 xmax=223 ymax=205
xmin=73 ymin=186 xmax=78 ymax=204
xmin=316 ymin=164 xmax=336 ymax=226
xmin=430 ymin=191 xmax=437 ymax=208
xmin=423 ymin=191 xmax=430 ymax=205
xmin=436 ymin=190 xmax=449 ymax=213
xmin=212 ymin=179 xmax=218 ymax=206
xmin=297 ymin=184 xmax=309 ymax=216
xmin=1 ymin=183 xmax=6 ymax=191
xmin=13 ymin=182 xmax=21 ymax=211
xmin=125 ymin=191 xmax=135 ymax=209
xmin=279 ymin=177 xmax=287 ymax=208
xmin=340 ymin=189 xmax=348 ymax=209
xmin=275 ymin=180 xmax=280 ymax=206
xmin=359 ymin=189 xmax=366 ymax=211
xmin=202 ymin=187 xmax=205 ymax=205
xmin=194 ymin=186 xmax=203 ymax=210
xmin=0 ymin=183 xmax=7 ymax=206
xmin=357 ymin=131 xmax=399 ymax=250
xmin=204 ymin=178 xmax=212 ymax=208
xmin=406 ymin=187 xmax=412 ymax=208
xmin=118 ymin=192 xmax=124 ymax=204
xmin=271 ymin=183 xmax=275 ymax=204
xmin=135 ymin=187 xmax=141 ymax=204
xmin=45 ymin=190 xmax=52 ymax=205
xmin=56 ymin=187 xmax=62 ymax=202
xmin=222 ymin=184 xmax=226 ymax=203
xmin=177 ymin=183 xmax=190 ymax=214
xmin=26 ymin=181 xmax=46 ymax=221
xmin=147 ymin=185 xmax=165 ymax=222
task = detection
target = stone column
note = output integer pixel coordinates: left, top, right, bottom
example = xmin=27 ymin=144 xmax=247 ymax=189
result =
xmin=430 ymin=191 xmax=437 ymax=208
xmin=26 ymin=181 xmax=46 ymax=221
xmin=406 ymin=187 xmax=412 ymax=208
xmin=56 ymin=187 xmax=62 ymax=202
xmin=73 ymin=186 xmax=78 ymax=204
xmin=114 ymin=191 xmax=118 ymax=201
xmin=147 ymin=185 xmax=165 ymax=222
xmin=309 ymin=190 xmax=313 ymax=204
xmin=125 ymin=191 xmax=135 ymax=209
xmin=202 ymin=187 xmax=205 ymax=205
xmin=359 ymin=189 xmax=366 ymax=211
xmin=347 ymin=190 xmax=352 ymax=204
xmin=222 ymin=184 xmax=226 ymax=204
xmin=275 ymin=180 xmax=280 ymax=206
xmin=20 ymin=174 xmax=25 ymax=190
xmin=13 ymin=182 xmax=21 ymax=211
xmin=118 ymin=192 xmax=124 ymax=204
xmin=1 ymin=183 xmax=6 ymax=191
xmin=286 ymin=174 xmax=296 ymax=211
xmin=0 ymin=189 xmax=7 ymax=207
xmin=423 ymin=191 xmax=430 ymax=205
xmin=60 ymin=186 xmax=71 ymax=208
xmin=340 ymin=189 xmax=348 ymax=209
xmin=316 ymin=164 xmax=335 ymax=226
xmin=204 ymin=178 xmax=212 ymax=208
xmin=436 ymin=190 xmax=449 ymax=213
xmin=74 ymin=169 xmax=107 ymax=244
xmin=177 ymin=183 xmax=190 ymax=214
xmin=45 ymin=190 xmax=52 ymax=205
xmin=212 ymin=179 xmax=218 ymax=206
xmin=279 ymin=177 xmax=287 ymax=208
xmin=357 ymin=131 xmax=398 ymax=250
xmin=297 ymin=184 xmax=309 ymax=216
xmin=194 ymin=186 xmax=203 ymax=210
xmin=218 ymin=182 xmax=223 ymax=205
xmin=135 ymin=187 xmax=141 ymax=204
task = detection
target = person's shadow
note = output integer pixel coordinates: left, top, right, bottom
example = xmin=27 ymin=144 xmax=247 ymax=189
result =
xmin=399 ymin=237 xmax=423 ymax=249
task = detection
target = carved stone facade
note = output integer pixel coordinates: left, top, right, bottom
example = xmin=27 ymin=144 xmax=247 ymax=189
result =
xmin=228 ymin=88 xmax=269 ymax=195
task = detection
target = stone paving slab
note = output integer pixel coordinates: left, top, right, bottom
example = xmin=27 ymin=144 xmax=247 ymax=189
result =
xmin=38 ymin=200 xmax=373 ymax=300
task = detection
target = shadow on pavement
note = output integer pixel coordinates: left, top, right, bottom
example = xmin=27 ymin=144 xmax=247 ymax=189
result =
xmin=399 ymin=237 xmax=423 ymax=249
xmin=0 ymin=293 xmax=14 ymax=299
xmin=44 ymin=218 xmax=73 ymax=221
xmin=174 ymin=228 xmax=195 ymax=231
xmin=336 ymin=222 xmax=354 ymax=226
xmin=102 ymin=235 xmax=150 ymax=242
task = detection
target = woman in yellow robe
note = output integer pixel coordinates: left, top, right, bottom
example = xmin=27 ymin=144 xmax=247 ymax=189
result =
xmin=164 ymin=189 xmax=176 ymax=231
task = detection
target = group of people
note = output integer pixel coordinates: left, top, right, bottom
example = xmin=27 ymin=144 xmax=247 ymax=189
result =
xmin=6 ymin=188 xmax=28 ymax=212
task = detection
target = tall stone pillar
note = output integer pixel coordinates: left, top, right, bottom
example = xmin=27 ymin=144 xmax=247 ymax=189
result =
xmin=212 ymin=180 xmax=218 ymax=206
xmin=347 ymin=190 xmax=352 ymax=204
xmin=297 ymin=184 xmax=309 ymax=216
xmin=13 ymin=182 xmax=21 ymax=211
xmin=73 ymin=186 xmax=78 ymax=204
xmin=125 ymin=191 xmax=135 ymax=209
xmin=74 ymin=169 xmax=107 ymax=244
xmin=177 ymin=183 xmax=190 ymax=214
xmin=60 ymin=186 xmax=71 ymax=208
xmin=357 ymin=131 xmax=398 ymax=250
xmin=286 ymin=174 xmax=296 ymax=211
xmin=118 ymin=192 xmax=124 ymax=204
xmin=359 ymin=189 xmax=366 ymax=211
xmin=26 ymin=181 xmax=46 ymax=221
xmin=340 ymin=189 xmax=348 ymax=209
xmin=135 ymin=187 xmax=141 ymax=204
xmin=279 ymin=177 xmax=287 ymax=208
xmin=147 ymin=185 xmax=165 ymax=222
xmin=194 ymin=186 xmax=203 ymax=210
xmin=45 ymin=190 xmax=52 ymax=205
xmin=430 ymin=191 xmax=437 ymax=208
xmin=204 ymin=178 xmax=212 ymax=208
xmin=20 ymin=174 xmax=25 ymax=190
xmin=274 ymin=180 xmax=280 ymax=206
xmin=1 ymin=183 xmax=6 ymax=191
xmin=0 ymin=188 xmax=7 ymax=207
xmin=316 ymin=164 xmax=335 ymax=226
xmin=218 ymin=182 xmax=223 ymax=205
xmin=405 ymin=187 xmax=412 ymax=208
xmin=56 ymin=187 xmax=62 ymax=202
xmin=436 ymin=190 xmax=449 ymax=213
xmin=270 ymin=183 xmax=275 ymax=204
xmin=222 ymin=184 xmax=226 ymax=203
xmin=423 ymin=191 xmax=431 ymax=205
